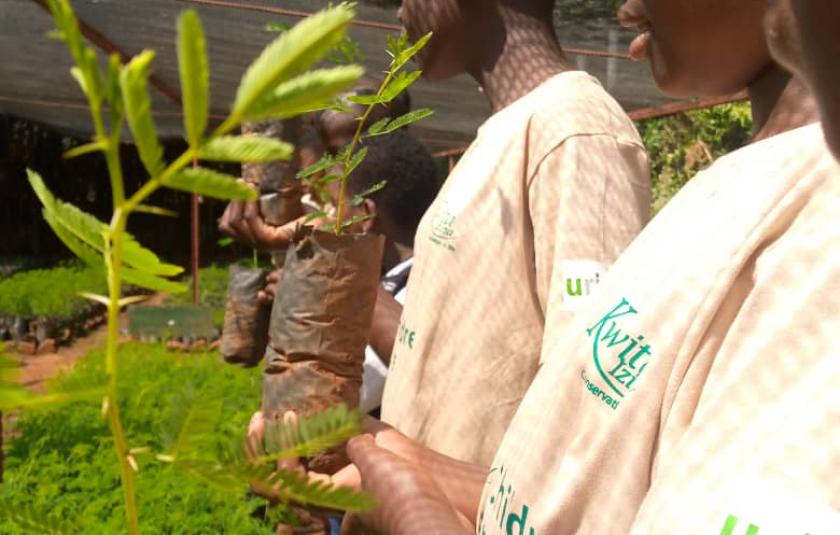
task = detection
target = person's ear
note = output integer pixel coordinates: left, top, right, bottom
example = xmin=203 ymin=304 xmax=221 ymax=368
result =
xmin=361 ymin=198 xmax=377 ymax=233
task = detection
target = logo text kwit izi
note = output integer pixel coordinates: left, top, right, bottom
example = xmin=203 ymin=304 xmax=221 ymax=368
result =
xmin=582 ymin=297 xmax=652 ymax=410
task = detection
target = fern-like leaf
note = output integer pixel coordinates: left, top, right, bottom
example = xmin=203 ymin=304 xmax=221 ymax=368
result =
xmin=177 ymin=9 xmax=209 ymax=148
xmin=163 ymin=167 xmax=258 ymax=201
xmin=245 ymin=66 xmax=363 ymax=122
xmin=198 ymin=136 xmax=293 ymax=163
xmin=253 ymin=404 xmax=362 ymax=465
xmin=267 ymin=468 xmax=376 ymax=512
xmin=233 ymin=4 xmax=355 ymax=118
xmin=0 ymin=499 xmax=80 ymax=534
xmin=28 ymin=170 xmax=183 ymax=278
xmin=120 ymin=50 xmax=165 ymax=176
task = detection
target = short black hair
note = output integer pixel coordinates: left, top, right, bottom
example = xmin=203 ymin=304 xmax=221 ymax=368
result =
xmin=347 ymin=130 xmax=439 ymax=234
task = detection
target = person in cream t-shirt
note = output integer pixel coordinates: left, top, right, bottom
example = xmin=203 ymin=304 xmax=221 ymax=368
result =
xmin=380 ymin=0 xmax=650 ymax=466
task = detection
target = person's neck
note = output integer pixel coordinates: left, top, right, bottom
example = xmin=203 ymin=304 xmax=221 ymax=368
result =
xmin=749 ymin=64 xmax=819 ymax=142
xmin=381 ymin=239 xmax=413 ymax=273
xmin=469 ymin=8 xmax=570 ymax=113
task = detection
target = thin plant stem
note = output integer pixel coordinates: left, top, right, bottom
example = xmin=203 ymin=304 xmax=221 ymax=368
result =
xmin=103 ymin=209 xmax=140 ymax=535
xmin=333 ymin=67 xmax=397 ymax=234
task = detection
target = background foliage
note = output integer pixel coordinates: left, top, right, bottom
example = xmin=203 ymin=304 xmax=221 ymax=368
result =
xmin=0 ymin=342 xmax=273 ymax=534
xmin=0 ymin=263 xmax=106 ymax=319
xmin=638 ymin=102 xmax=753 ymax=212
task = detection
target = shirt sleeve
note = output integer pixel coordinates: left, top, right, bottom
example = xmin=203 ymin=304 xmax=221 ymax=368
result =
xmin=528 ymin=133 xmax=650 ymax=363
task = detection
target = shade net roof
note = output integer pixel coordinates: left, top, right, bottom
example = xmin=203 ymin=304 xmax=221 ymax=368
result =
xmin=0 ymin=0 xmax=742 ymax=154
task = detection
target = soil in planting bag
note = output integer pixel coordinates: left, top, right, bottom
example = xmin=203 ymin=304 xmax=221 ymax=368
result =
xmin=264 ymin=228 xmax=384 ymax=474
xmin=241 ymin=119 xmax=303 ymax=226
xmin=221 ymin=265 xmax=271 ymax=367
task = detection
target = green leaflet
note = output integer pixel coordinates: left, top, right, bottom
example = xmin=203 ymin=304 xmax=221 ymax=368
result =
xmin=245 ymin=66 xmax=363 ymax=122
xmin=120 ymin=50 xmax=165 ymax=177
xmin=267 ymin=468 xmax=377 ymax=512
xmin=177 ymin=10 xmax=209 ymax=148
xmin=62 ymin=140 xmax=107 ymax=160
xmin=122 ymin=266 xmax=187 ymax=293
xmin=345 ymin=146 xmax=368 ymax=177
xmin=47 ymin=0 xmax=103 ymax=105
xmin=394 ymin=31 xmax=432 ymax=71
xmin=198 ymin=135 xmax=293 ymax=162
xmin=347 ymin=70 xmax=421 ymax=107
xmin=233 ymin=4 xmax=355 ymax=117
xmin=28 ymin=170 xmax=183 ymax=278
xmin=297 ymin=153 xmax=336 ymax=179
xmin=365 ymin=108 xmax=434 ymax=138
xmin=351 ymin=180 xmax=386 ymax=206
xmin=366 ymin=116 xmax=390 ymax=136
xmin=43 ymin=207 xmax=185 ymax=293
xmin=164 ymin=167 xmax=257 ymax=201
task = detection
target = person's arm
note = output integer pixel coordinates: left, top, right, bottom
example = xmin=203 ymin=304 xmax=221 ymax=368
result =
xmin=528 ymin=136 xmax=649 ymax=361
xmin=218 ymin=197 xmax=303 ymax=250
xmin=367 ymin=286 xmax=402 ymax=365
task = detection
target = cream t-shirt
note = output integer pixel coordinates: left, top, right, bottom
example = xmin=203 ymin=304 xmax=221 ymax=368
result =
xmin=478 ymin=123 xmax=839 ymax=535
xmin=381 ymin=71 xmax=651 ymax=464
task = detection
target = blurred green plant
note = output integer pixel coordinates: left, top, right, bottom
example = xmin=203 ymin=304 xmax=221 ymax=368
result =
xmin=2 ymin=1 xmax=373 ymax=532
xmin=0 ymin=263 xmax=105 ymax=319
xmin=0 ymin=342 xmax=319 ymax=534
xmin=297 ymin=32 xmax=435 ymax=234
xmin=638 ymin=102 xmax=753 ymax=212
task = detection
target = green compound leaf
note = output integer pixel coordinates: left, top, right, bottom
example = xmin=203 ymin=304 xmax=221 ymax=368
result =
xmin=365 ymin=108 xmax=434 ymax=138
xmin=245 ymin=66 xmax=363 ymax=122
xmin=177 ymin=9 xmax=209 ymax=148
xmin=379 ymin=70 xmax=422 ymax=103
xmin=47 ymin=0 xmax=103 ymax=105
xmin=198 ymin=135 xmax=293 ymax=163
xmin=345 ymin=146 xmax=368 ymax=177
xmin=366 ymin=116 xmax=390 ymax=136
xmin=122 ymin=266 xmax=187 ymax=293
xmin=120 ymin=50 xmax=165 ymax=176
xmin=297 ymin=153 xmax=336 ymax=179
xmin=164 ymin=167 xmax=257 ymax=201
xmin=394 ymin=31 xmax=432 ymax=71
xmin=266 ymin=468 xmax=376 ymax=512
xmin=233 ymin=4 xmax=355 ymax=118
xmin=28 ymin=169 xmax=183 ymax=279
xmin=351 ymin=180 xmax=386 ymax=206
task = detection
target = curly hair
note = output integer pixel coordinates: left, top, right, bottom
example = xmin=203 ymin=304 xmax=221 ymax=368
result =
xmin=347 ymin=129 xmax=439 ymax=234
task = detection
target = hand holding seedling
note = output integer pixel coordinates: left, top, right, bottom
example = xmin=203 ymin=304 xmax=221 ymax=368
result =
xmin=219 ymin=195 xmax=302 ymax=250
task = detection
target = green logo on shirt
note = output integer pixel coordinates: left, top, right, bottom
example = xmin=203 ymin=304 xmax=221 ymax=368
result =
xmin=585 ymin=297 xmax=652 ymax=399
xmin=479 ymin=465 xmax=536 ymax=535
xmin=428 ymin=204 xmax=457 ymax=251
xmin=720 ymin=515 xmax=761 ymax=535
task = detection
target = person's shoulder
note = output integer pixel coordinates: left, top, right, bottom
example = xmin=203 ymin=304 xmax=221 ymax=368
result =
xmin=524 ymin=71 xmax=644 ymax=155
xmin=699 ymin=122 xmax=834 ymax=182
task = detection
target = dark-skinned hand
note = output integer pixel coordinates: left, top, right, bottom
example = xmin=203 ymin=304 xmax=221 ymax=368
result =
xmin=339 ymin=435 xmax=471 ymax=535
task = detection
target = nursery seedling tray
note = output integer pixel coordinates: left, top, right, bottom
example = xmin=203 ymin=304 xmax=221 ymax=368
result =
xmin=128 ymin=305 xmax=216 ymax=339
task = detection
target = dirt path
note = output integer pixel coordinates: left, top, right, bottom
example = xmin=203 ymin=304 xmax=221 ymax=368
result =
xmin=17 ymin=321 xmax=111 ymax=393
xmin=16 ymin=293 xmax=168 ymax=393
